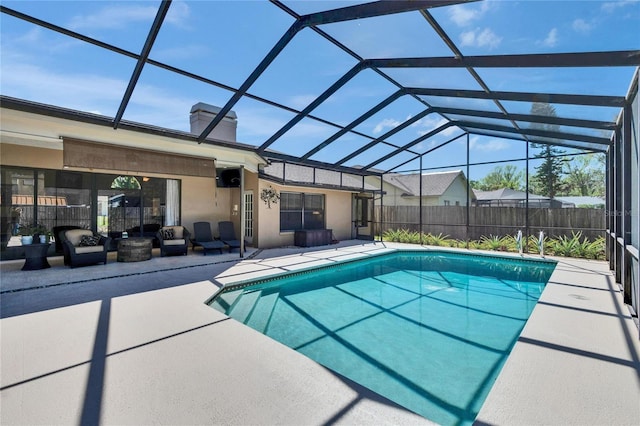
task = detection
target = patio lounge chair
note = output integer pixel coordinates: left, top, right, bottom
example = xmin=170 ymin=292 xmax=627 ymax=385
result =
xmin=218 ymin=221 xmax=241 ymax=252
xmin=191 ymin=221 xmax=226 ymax=255
xmin=157 ymin=225 xmax=190 ymax=256
xmin=62 ymin=229 xmax=111 ymax=268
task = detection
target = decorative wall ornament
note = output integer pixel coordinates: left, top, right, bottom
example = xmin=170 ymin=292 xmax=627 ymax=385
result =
xmin=260 ymin=186 xmax=280 ymax=208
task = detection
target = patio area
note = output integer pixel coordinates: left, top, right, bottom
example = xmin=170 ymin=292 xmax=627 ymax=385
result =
xmin=1 ymin=241 xmax=638 ymax=425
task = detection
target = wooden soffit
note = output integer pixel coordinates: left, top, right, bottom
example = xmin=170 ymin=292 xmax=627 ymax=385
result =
xmin=63 ymin=138 xmax=215 ymax=178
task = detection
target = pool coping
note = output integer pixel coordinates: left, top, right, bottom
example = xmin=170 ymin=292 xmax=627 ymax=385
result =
xmin=207 ymin=245 xmax=557 ymax=304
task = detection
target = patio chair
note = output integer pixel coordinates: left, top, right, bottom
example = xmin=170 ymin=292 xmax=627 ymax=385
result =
xmin=62 ymin=229 xmax=111 ymax=268
xmin=157 ymin=225 xmax=190 ymax=256
xmin=53 ymin=225 xmax=83 ymax=254
xmin=218 ymin=221 xmax=241 ymax=252
xmin=191 ymin=221 xmax=226 ymax=255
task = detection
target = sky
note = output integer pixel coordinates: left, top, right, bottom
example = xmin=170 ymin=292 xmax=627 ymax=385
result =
xmin=1 ymin=0 xmax=639 ymax=179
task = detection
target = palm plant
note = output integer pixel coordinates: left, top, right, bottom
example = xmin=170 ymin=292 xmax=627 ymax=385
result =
xmin=479 ymin=235 xmax=503 ymax=251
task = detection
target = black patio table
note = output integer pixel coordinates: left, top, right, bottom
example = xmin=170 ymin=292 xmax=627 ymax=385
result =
xmin=22 ymin=243 xmax=51 ymax=271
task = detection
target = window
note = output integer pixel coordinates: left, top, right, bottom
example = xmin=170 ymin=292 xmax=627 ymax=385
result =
xmin=444 ymin=200 xmax=450 ymax=206
xmin=280 ymin=192 xmax=325 ymax=231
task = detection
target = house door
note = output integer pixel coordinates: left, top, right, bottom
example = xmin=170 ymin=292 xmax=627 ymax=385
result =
xmin=244 ymin=191 xmax=253 ymax=245
xmin=353 ymin=193 xmax=374 ymax=240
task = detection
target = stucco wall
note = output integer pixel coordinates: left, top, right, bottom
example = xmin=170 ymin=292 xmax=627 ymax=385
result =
xmin=181 ymin=175 xmax=229 ymax=236
xmin=375 ymin=177 xmax=470 ymax=207
xmin=0 ymin=142 xmax=233 ymax=237
xmin=255 ymin=180 xmax=354 ymax=248
xmin=440 ymin=178 xmax=470 ymax=206
xmin=1 ymin=142 xmax=353 ymax=249
xmin=0 ymin=143 xmax=63 ymax=169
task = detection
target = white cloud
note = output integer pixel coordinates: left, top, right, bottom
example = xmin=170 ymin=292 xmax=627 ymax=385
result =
xmin=448 ymin=1 xmax=491 ymax=27
xmin=572 ymin=19 xmax=592 ymax=34
xmin=477 ymin=28 xmax=502 ymax=49
xmin=66 ymin=2 xmax=191 ymax=31
xmin=460 ymin=30 xmax=477 ymax=47
xmin=1 ymin=59 xmax=123 ymax=111
xmin=469 ymin=137 xmax=510 ymax=152
xmin=68 ymin=5 xmax=158 ymax=30
xmin=165 ymin=1 xmax=192 ymax=28
xmin=542 ymin=28 xmax=558 ymax=47
xmin=459 ymin=28 xmax=502 ymax=49
xmin=412 ymin=117 xmax=460 ymax=137
xmin=602 ymin=0 xmax=638 ymax=12
xmin=373 ymin=118 xmax=402 ymax=134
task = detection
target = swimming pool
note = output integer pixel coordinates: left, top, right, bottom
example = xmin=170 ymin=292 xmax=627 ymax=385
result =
xmin=209 ymin=251 xmax=556 ymax=425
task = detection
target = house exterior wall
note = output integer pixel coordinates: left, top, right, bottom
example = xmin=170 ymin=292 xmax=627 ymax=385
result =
xmin=0 ymin=143 xmax=63 ymax=169
xmin=0 ymin=140 xmax=235 ymax=239
xmin=379 ymin=181 xmax=407 ymax=206
xmin=374 ymin=176 xmax=470 ymax=207
xmin=439 ymin=178 xmax=470 ymax=206
xmin=181 ymin=175 xmax=230 ymax=236
xmin=255 ymin=180 xmax=353 ymax=248
xmin=0 ymin=106 xmax=356 ymax=252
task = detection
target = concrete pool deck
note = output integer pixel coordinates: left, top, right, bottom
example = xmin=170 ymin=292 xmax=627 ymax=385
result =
xmin=1 ymin=241 xmax=638 ymax=425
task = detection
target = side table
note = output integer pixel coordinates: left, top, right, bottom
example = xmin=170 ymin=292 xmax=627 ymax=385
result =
xmin=117 ymin=237 xmax=153 ymax=262
xmin=22 ymin=243 xmax=52 ymax=271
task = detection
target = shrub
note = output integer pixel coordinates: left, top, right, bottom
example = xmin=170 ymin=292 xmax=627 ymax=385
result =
xmin=382 ymin=229 xmax=605 ymax=260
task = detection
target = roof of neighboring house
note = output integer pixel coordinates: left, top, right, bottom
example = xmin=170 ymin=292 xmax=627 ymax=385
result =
xmin=473 ymin=188 xmax=550 ymax=201
xmin=383 ymin=170 xmax=474 ymax=198
xmin=4 ymin=195 xmax=68 ymax=206
xmin=555 ymin=196 xmax=605 ymax=206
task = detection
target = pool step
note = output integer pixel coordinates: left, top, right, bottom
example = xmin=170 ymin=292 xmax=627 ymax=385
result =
xmin=209 ymin=288 xmax=244 ymax=314
xmin=245 ymin=290 xmax=280 ymax=333
xmin=227 ymin=289 xmax=262 ymax=323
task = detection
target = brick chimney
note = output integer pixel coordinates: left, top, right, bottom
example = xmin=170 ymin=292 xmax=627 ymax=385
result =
xmin=190 ymin=102 xmax=237 ymax=142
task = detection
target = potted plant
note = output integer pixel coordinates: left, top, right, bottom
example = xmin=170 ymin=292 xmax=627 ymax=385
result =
xmin=34 ymin=226 xmax=53 ymax=244
xmin=18 ymin=224 xmax=36 ymax=245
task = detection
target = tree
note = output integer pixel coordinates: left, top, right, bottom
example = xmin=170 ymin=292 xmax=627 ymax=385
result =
xmin=529 ymin=102 xmax=566 ymax=198
xmin=563 ymin=153 xmax=605 ymax=196
xmin=111 ymin=176 xmax=141 ymax=189
xmin=474 ymin=165 xmax=524 ymax=191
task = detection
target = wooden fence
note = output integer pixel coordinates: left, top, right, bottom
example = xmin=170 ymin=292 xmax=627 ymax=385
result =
xmin=375 ymin=206 xmax=605 ymax=241
xmin=13 ymin=206 xmax=162 ymax=235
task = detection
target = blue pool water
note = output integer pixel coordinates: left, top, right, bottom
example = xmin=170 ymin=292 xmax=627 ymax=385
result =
xmin=209 ymin=251 xmax=556 ymax=425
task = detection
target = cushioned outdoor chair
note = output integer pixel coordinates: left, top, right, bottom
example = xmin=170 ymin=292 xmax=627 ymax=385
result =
xmin=218 ymin=221 xmax=241 ymax=252
xmin=191 ymin=221 xmax=226 ymax=255
xmin=62 ymin=229 xmax=111 ymax=268
xmin=53 ymin=225 xmax=83 ymax=254
xmin=157 ymin=225 xmax=190 ymax=256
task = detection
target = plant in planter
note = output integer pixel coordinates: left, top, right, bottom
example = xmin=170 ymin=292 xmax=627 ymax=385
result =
xmin=18 ymin=224 xmax=53 ymax=244
xmin=17 ymin=224 xmax=37 ymax=245
xmin=260 ymin=186 xmax=280 ymax=209
xmin=34 ymin=225 xmax=53 ymax=243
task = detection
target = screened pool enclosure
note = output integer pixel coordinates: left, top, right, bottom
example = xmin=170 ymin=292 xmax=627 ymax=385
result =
xmin=1 ymin=2 xmax=638 ymax=319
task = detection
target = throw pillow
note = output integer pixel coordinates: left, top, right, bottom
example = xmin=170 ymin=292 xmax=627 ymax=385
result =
xmin=161 ymin=228 xmax=175 ymax=240
xmin=79 ymin=235 xmax=100 ymax=246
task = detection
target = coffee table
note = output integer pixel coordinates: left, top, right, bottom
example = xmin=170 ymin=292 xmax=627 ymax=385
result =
xmin=117 ymin=237 xmax=153 ymax=262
